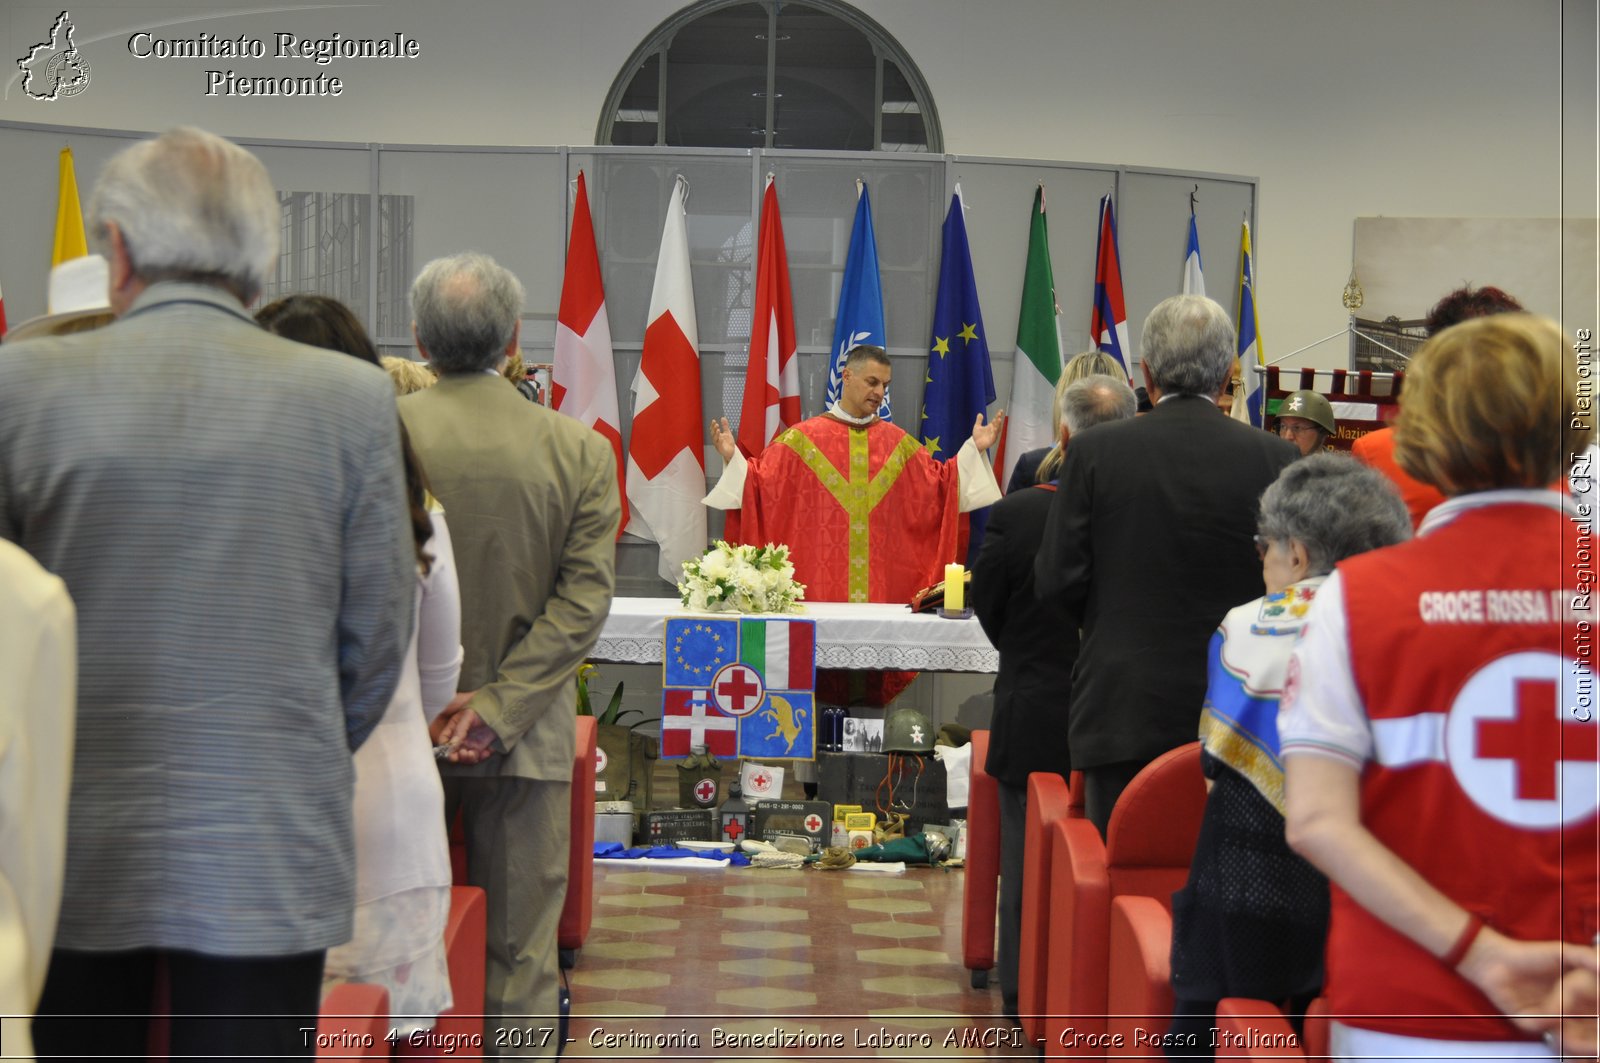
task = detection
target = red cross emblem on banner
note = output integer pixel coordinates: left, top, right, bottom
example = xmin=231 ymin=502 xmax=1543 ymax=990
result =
xmin=804 ymin=813 xmax=823 ymax=833
xmin=694 ymin=778 xmax=717 ymax=804
xmin=1446 ymin=650 xmax=1600 ymax=828
xmin=712 ymin=662 xmax=765 ymax=718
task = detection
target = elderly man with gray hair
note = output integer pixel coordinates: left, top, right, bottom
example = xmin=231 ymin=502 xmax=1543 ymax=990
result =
xmin=972 ymin=371 xmax=1136 ymax=1021
xmin=1 ymin=127 xmax=415 ymax=1058
xmin=1036 ymin=294 xmax=1298 ymax=835
xmin=400 ymin=251 xmax=620 ymax=1055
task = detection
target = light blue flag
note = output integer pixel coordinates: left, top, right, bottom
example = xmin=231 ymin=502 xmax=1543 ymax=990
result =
xmin=1183 ymin=215 xmax=1206 ymax=296
xmin=824 ymin=184 xmax=890 ymax=420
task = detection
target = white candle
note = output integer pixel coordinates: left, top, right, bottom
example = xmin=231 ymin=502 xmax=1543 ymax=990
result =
xmin=944 ymin=563 xmax=965 ymax=612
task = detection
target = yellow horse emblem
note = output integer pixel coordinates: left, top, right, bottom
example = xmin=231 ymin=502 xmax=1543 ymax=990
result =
xmin=760 ymin=694 xmax=808 ymax=755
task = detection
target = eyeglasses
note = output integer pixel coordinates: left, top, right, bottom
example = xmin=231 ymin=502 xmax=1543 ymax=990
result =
xmin=1253 ymin=534 xmax=1271 ymax=559
xmin=1276 ymin=423 xmax=1319 ymax=437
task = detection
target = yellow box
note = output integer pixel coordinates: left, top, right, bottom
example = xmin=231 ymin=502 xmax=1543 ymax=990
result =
xmin=844 ymin=811 xmax=877 ymax=832
xmin=832 ymin=804 xmax=863 ymax=823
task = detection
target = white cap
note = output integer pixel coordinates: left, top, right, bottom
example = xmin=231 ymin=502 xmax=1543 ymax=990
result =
xmin=4 ymin=254 xmax=112 ymax=343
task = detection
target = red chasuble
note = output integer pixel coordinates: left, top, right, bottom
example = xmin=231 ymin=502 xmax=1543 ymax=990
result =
xmin=732 ymin=415 xmax=962 ymax=604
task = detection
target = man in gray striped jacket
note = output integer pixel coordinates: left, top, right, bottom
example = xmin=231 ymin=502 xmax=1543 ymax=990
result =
xmin=0 ymin=127 xmax=415 ymax=1059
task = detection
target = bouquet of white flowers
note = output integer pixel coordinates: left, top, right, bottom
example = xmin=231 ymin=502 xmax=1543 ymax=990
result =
xmin=679 ymin=540 xmax=806 ymax=614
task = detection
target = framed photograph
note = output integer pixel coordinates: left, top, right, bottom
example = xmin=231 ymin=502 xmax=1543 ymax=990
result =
xmin=840 ymin=717 xmax=884 ymax=753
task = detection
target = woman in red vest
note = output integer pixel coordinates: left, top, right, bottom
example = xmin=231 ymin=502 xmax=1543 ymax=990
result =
xmin=1281 ymin=314 xmax=1598 ymax=1059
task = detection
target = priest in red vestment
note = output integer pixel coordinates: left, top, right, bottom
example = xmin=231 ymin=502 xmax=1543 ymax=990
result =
xmin=705 ymin=346 xmax=1002 ymax=708
xmin=706 ymin=344 xmax=1002 ymax=604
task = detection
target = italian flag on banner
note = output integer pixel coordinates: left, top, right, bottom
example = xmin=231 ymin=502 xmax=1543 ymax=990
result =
xmin=1002 ymin=184 xmax=1063 ymax=489
xmin=739 ymin=618 xmax=815 ymax=692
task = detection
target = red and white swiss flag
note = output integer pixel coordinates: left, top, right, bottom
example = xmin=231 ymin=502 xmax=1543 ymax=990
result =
xmin=553 ymin=170 xmax=627 ymax=538
xmin=661 ymin=689 xmax=737 ymax=758
xmin=626 ymin=174 xmax=707 ymax=584
xmin=736 ymin=176 xmax=801 ymax=457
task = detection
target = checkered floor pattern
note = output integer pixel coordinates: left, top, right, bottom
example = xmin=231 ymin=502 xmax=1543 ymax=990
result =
xmin=562 ymin=859 xmax=1030 ymax=1060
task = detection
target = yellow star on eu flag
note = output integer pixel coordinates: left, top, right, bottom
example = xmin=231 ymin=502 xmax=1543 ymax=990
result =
xmin=932 ymin=337 xmax=950 ymax=357
xmin=923 ymin=436 xmax=942 ymax=456
xmin=958 ymin=322 xmax=979 ymax=343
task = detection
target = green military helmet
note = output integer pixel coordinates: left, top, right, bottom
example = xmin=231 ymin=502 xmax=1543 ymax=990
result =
xmin=1279 ymin=389 xmax=1336 ymax=435
xmin=883 ymin=708 xmax=935 ymax=754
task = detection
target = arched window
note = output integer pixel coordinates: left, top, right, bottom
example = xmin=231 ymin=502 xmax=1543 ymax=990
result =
xmin=599 ymin=0 xmax=940 ymax=153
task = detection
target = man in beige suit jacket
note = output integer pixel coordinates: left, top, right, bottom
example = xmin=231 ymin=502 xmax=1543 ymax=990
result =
xmin=400 ymin=252 xmax=619 ymax=1054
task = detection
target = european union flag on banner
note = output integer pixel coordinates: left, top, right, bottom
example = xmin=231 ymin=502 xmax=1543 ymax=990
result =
xmin=663 ymin=618 xmax=738 ymax=688
xmin=739 ymin=691 xmax=816 ymax=760
xmin=919 ymin=186 xmax=996 ymax=562
xmin=823 ymin=182 xmax=889 ymax=420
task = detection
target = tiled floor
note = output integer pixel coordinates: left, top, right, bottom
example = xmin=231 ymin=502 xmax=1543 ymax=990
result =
xmin=563 ymin=859 xmax=1032 ymax=1060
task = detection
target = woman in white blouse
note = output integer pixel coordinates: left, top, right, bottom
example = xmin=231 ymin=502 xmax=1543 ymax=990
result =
xmin=258 ymin=294 xmax=463 ymax=1032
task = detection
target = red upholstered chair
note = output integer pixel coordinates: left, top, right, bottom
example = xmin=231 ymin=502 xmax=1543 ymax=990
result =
xmin=1303 ymin=997 xmax=1330 ymax=1059
xmin=1018 ymin=771 xmax=1077 ymax=1044
xmin=559 ymin=714 xmax=598 ymax=968
xmin=1215 ymin=999 xmax=1307 ymax=1059
xmin=397 ymin=885 xmax=487 ymax=1060
xmin=316 ymin=983 xmax=391 ymax=1059
xmin=1043 ymin=742 xmax=1207 ymax=1058
xmin=961 ymin=728 xmax=1000 ymax=988
xmin=1104 ymin=896 xmax=1174 ymax=1056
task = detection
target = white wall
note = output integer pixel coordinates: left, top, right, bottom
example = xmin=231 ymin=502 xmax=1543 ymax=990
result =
xmin=1 ymin=0 xmax=1593 ymax=362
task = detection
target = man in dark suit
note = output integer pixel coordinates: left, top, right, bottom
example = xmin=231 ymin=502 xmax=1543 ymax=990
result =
xmin=400 ymin=252 xmax=620 ymax=1056
xmin=973 ymin=373 xmax=1137 ymax=1020
xmin=1036 ymin=294 xmax=1297 ymax=836
xmin=3 ymin=127 xmax=414 ymax=1058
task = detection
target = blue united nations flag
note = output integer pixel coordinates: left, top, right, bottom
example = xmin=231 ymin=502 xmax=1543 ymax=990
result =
xmin=663 ymin=618 xmax=738 ymax=688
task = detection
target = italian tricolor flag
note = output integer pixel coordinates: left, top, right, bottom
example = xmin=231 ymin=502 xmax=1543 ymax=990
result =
xmin=740 ymin=618 xmax=815 ymax=692
xmin=1002 ymin=184 xmax=1063 ymax=489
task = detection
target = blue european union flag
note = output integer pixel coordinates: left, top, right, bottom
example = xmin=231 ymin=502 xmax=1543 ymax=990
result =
xmin=823 ymin=184 xmax=890 ymax=420
xmin=919 ymin=188 xmax=996 ymax=562
xmin=739 ymin=691 xmax=815 ymax=760
xmin=663 ymin=618 xmax=738 ymax=688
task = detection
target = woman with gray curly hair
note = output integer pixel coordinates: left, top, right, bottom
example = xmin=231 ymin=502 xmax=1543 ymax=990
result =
xmin=1163 ymin=453 xmax=1410 ymax=1058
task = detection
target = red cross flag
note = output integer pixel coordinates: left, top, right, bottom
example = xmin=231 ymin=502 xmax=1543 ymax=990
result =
xmin=626 ymin=174 xmax=706 ymax=584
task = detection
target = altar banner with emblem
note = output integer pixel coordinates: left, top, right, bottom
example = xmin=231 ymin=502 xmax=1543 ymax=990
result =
xmin=661 ymin=616 xmax=817 ymax=759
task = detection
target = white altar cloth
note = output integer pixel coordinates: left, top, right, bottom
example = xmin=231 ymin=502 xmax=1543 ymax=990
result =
xmin=593 ymin=598 xmax=999 ymax=674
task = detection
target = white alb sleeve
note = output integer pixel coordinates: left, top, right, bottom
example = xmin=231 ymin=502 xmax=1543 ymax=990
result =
xmin=955 ymin=438 xmax=1002 ymax=512
xmin=702 ymin=449 xmax=747 ymax=510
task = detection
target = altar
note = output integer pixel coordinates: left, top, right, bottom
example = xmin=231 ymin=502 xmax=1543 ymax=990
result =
xmin=593 ymin=598 xmax=999 ymax=674
xmin=591 ymin=597 xmax=999 ymax=743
